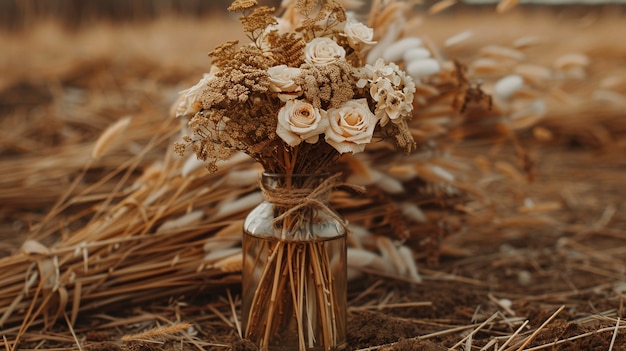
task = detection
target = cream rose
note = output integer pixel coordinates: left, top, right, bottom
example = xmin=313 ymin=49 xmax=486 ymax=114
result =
xmin=343 ymin=21 xmax=376 ymax=49
xmin=304 ymin=37 xmax=346 ymax=66
xmin=174 ymin=72 xmax=215 ymax=118
xmin=324 ymin=99 xmax=378 ymax=154
xmin=268 ymin=65 xmax=302 ymax=101
xmin=277 ymin=100 xmax=327 ymax=146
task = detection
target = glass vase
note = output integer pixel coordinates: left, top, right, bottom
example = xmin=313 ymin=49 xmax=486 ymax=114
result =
xmin=242 ymin=173 xmax=347 ymax=351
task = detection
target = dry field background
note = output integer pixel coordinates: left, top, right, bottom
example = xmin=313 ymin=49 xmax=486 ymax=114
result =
xmin=1 ymin=3 xmax=626 ymax=350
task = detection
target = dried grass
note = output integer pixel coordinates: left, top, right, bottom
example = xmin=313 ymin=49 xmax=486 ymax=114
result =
xmin=0 ymin=3 xmax=625 ymax=351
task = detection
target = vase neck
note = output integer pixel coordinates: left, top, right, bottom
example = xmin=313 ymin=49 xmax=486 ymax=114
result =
xmin=260 ymin=173 xmax=333 ymax=204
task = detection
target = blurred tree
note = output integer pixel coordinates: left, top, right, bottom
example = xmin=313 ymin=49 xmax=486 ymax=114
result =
xmin=0 ymin=0 xmax=280 ymax=31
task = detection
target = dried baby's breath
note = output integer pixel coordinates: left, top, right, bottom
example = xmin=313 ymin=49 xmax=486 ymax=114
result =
xmin=208 ymin=40 xmax=239 ymax=68
xmin=293 ymin=0 xmax=347 ymax=41
xmin=393 ymin=120 xmax=416 ymax=154
xmin=227 ymin=0 xmax=257 ymax=12
xmin=239 ymin=6 xmax=276 ymax=35
xmin=265 ymin=32 xmax=307 ymax=67
xmin=297 ymin=62 xmax=355 ymax=109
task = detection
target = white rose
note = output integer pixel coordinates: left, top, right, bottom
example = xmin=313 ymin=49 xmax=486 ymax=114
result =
xmin=174 ymin=72 xmax=215 ymax=118
xmin=268 ymin=65 xmax=302 ymax=101
xmin=343 ymin=21 xmax=376 ymax=49
xmin=304 ymin=37 xmax=346 ymax=66
xmin=325 ymin=99 xmax=378 ymax=154
xmin=277 ymin=100 xmax=327 ymax=146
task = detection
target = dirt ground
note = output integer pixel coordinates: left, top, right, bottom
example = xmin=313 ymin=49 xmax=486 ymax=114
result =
xmin=1 ymin=5 xmax=626 ymax=351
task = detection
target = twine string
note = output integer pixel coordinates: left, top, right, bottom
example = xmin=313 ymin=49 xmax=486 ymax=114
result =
xmin=259 ymin=173 xmax=365 ymax=234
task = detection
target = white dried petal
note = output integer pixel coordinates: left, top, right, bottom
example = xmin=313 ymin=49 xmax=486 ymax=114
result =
xmin=469 ymin=58 xmax=506 ymax=75
xmin=211 ymin=192 xmax=264 ymax=220
xmin=406 ymin=58 xmax=440 ymax=79
xmin=445 ymin=30 xmax=473 ymax=47
xmin=203 ymin=237 xmax=240 ymax=253
xmin=371 ymin=169 xmax=405 ymax=194
xmin=347 ymin=247 xmax=378 ymax=267
xmin=518 ymin=270 xmax=532 ymax=285
xmin=556 ymin=66 xmax=586 ymax=80
xmin=382 ymin=37 xmax=423 ymax=63
xmin=348 ymin=223 xmax=374 ymax=249
xmin=398 ymin=246 xmax=421 ymax=283
xmin=403 ymin=47 xmax=431 ymax=62
xmin=430 ymin=165 xmax=455 ymax=182
xmin=21 ymin=239 xmax=51 ymax=255
xmin=157 ymin=210 xmax=204 ymax=233
xmin=494 ymin=75 xmax=524 ymax=100
xmin=377 ymin=237 xmax=406 ymax=276
xmin=553 ymin=53 xmax=590 ymax=70
xmin=204 ymin=247 xmax=241 ymax=263
xmin=39 ymin=257 xmax=60 ymax=290
xmin=514 ymin=64 xmax=552 ymax=85
xmin=480 ymin=45 xmax=525 ymax=61
xmin=510 ymin=99 xmax=546 ymax=123
xmin=513 ymin=35 xmax=544 ymax=49
xmin=400 ymin=203 xmax=428 ymax=223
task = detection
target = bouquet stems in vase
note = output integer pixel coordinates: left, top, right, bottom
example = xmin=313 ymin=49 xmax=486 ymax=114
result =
xmin=174 ymin=0 xmax=417 ymax=349
xmin=242 ymin=173 xmax=347 ymax=350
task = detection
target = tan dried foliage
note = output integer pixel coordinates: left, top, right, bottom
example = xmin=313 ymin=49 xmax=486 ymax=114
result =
xmin=1 ymin=2 xmax=626 ymax=351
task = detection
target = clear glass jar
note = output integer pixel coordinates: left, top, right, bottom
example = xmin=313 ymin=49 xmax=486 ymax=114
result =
xmin=242 ymin=173 xmax=347 ymax=351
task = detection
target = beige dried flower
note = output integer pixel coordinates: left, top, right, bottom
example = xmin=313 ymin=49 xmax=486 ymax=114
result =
xmin=228 ymin=0 xmax=257 ymax=12
xmin=239 ymin=6 xmax=277 ymax=35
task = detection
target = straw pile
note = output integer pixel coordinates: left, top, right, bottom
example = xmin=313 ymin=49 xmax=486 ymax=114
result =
xmin=1 ymin=2 xmax=625 ymax=350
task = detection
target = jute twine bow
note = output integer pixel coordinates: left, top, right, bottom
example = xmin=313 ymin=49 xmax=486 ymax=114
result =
xmin=259 ymin=173 xmax=365 ymax=231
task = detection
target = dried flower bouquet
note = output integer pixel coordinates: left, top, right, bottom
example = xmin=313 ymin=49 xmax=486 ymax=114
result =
xmin=174 ymin=0 xmax=417 ymax=174
xmin=174 ymin=0 xmax=419 ymax=349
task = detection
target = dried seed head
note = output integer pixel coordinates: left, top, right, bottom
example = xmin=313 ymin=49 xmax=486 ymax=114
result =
xmin=429 ymin=0 xmax=457 ymax=15
xmin=496 ymin=0 xmax=519 ymax=13
xmin=91 ymin=116 xmax=132 ymax=159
